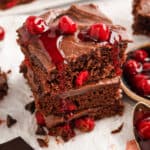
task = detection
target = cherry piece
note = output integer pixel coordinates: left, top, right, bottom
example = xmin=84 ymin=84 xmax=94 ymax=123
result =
xmin=132 ymin=74 xmax=150 ymax=96
xmin=25 ymin=16 xmax=47 ymax=35
xmin=49 ymin=124 xmax=75 ymax=141
xmin=75 ymin=117 xmax=95 ymax=132
xmin=59 ymin=16 xmax=77 ymax=34
xmin=76 ymin=71 xmax=89 ymax=86
xmin=35 ymin=111 xmax=45 ymax=126
xmin=6 ymin=0 xmax=17 ymax=9
xmin=59 ymin=100 xmax=77 ymax=113
xmin=89 ymin=23 xmax=110 ymax=41
xmin=0 ymin=26 xmax=5 ymax=41
xmin=124 ymin=59 xmax=141 ymax=76
xmin=143 ymin=62 xmax=150 ymax=72
xmin=137 ymin=117 xmax=150 ymax=140
xmin=133 ymin=50 xmax=148 ymax=62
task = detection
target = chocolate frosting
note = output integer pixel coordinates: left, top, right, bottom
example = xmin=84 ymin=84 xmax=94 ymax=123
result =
xmin=17 ymin=4 xmax=131 ymax=73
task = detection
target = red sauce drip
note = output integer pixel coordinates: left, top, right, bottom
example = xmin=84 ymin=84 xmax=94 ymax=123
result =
xmin=39 ymin=29 xmax=67 ymax=112
xmin=39 ymin=29 xmax=64 ymax=66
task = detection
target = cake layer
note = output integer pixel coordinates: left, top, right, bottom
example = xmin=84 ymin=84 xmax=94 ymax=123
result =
xmin=0 ymin=0 xmax=34 ymax=9
xmin=132 ymin=0 xmax=150 ymax=36
xmin=21 ymin=60 xmax=123 ymax=116
xmin=46 ymin=104 xmax=123 ymax=129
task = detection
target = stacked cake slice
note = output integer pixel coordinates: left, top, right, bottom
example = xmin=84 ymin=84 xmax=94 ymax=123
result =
xmin=17 ymin=4 xmax=131 ymax=141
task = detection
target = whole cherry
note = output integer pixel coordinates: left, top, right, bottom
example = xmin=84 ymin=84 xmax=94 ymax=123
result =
xmin=25 ymin=16 xmax=48 ymax=35
xmin=0 ymin=26 xmax=5 ymax=41
xmin=143 ymin=62 xmax=150 ymax=72
xmin=132 ymin=74 xmax=150 ymax=96
xmin=137 ymin=116 xmax=150 ymax=140
xmin=124 ymin=59 xmax=141 ymax=76
xmin=75 ymin=117 xmax=95 ymax=132
xmin=132 ymin=50 xmax=148 ymax=62
xmin=89 ymin=23 xmax=110 ymax=41
xmin=59 ymin=16 xmax=77 ymax=34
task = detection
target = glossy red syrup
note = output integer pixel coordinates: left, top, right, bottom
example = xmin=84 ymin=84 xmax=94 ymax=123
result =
xmin=39 ymin=29 xmax=64 ymax=66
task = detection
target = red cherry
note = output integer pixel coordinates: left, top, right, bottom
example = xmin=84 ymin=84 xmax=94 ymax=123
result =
xmin=143 ymin=62 xmax=150 ymax=72
xmin=132 ymin=74 xmax=150 ymax=96
xmin=6 ymin=0 xmax=17 ymax=9
xmin=25 ymin=16 xmax=47 ymax=35
xmin=124 ymin=59 xmax=141 ymax=76
xmin=59 ymin=16 xmax=77 ymax=34
xmin=75 ymin=117 xmax=95 ymax=132
xmin=89 ymin=23 xmax=110 ymax=41
xmin=0 ymin=26 xmax=5 ymax=41
xmin=137 ymin=117 xmax=150 ymax=139
xmin=35 ymin=111 xmax=45 ymax=126
xmin=76 ymin=71 xmax=89 ymax=86
xmin=133 ymin=50 xmax=148 ymax=62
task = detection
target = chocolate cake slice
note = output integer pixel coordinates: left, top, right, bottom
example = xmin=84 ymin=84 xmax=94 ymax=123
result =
xmin=0 ymin=69 xmax=8 ymax=100
xmin=132 ymin=0 xmax=150 ymax=36
xmin=0 ymin=0 xmax=34 ymax=10
xmin=17 ymin=4 xmax=131 ymax=141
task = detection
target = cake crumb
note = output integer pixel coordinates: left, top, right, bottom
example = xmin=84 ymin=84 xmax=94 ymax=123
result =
xmin=111 ymin=123 xmax=124 ymax=134
xmin=37 ymin=137 xmax=49 ymax=148
xmin=36 ymin=125 xmax=47 ymax=135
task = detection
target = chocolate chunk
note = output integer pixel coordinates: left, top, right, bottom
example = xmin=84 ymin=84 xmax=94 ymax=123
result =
xmin=37 ymin=138 xmax=48 ymax=148
xmin=0 ymin=137 xmax=34 ymax=150
xmin=25 ymin=101 xmax=35 ymax=114
xmin=111 ymin=123 xmax=124 ymax=134
xmin=6 ymin=115 xmax=17 ymax=128
xmin=35 ymin=125 xmax=47 ymax=135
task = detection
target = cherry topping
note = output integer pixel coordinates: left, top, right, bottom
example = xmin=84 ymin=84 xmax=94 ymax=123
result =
xmin=124 ymin=59 xmax=141 ymax=76
xmin=59 ymin=16 xmax=77 ymax=34
xmin=35 ymin=111 xmax=45 ymax=126
xmin=76 ymin=71 xmax=89 ymax=86
xmin=6 ymin=0 xmax=17 ymax=9
xmin=132 ymin=74 xmax=150 ymax=96
xmin=25 ymin=16 xmax=47 ymax=35
xmin=137 ymin=116 xmax=150 ymax=140
xmin=143 ymin=62 xmax=150 ymax=72
xmin=75 ymin=117 xmax=95 ymax=132
xmin=0 ymin=26 xmax=5 ymax=41
xmin=89 ymin=23 xmax=110 ymax=41
xmin=132 ymin=50 xmax=148 ymax=62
